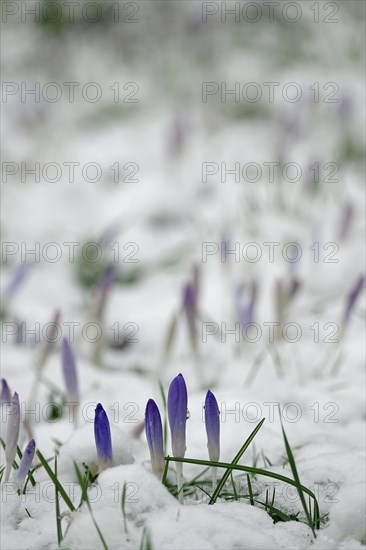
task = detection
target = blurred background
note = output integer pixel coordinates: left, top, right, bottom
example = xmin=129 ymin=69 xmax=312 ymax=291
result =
xmin=1 ymin=0 xmax=365 ymax=403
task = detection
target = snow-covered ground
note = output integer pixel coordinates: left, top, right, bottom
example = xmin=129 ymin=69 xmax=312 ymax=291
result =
xmin=1 ymin=2 xmax=365 ymax=549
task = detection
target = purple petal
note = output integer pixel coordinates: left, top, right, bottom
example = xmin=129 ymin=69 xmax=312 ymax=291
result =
xmin=94 ymin=403 xmax=113 ymax=471
xmin=5 ymin=392 xmax=20 ymax=480
xmin=145 ymin=399 xmax=164 ymax=476
xmin=344 ymin=275 xmax=365 ymax=325
xmin=14 ymin=439 xmax=36 ymax=484
xmin=61 ymin=338 xmax=79 ymax=402
xmin=168 ymin=374 xmax=187 ymax=458
xmin=0 ymin=379 xmax=11 ymax=406
xmin=3 ymin=265 xmax=30 ymax=302
xmin=97 ymin=264 xmax=118 ymax=290
xmin=205 ymin=390 xmax=220 ymax=462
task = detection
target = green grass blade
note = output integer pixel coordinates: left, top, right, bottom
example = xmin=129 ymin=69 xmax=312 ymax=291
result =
xmin=85 ymin=499 xmax=109 ymax=550
xmin=165 ymin=457 xmax=318 ymax=503
xmin=247 ymin=474 xmax=254 ymax=505
xmin=161 ymin=455 xmax=170 ymax=486
xmin=121 ymin=481 xmax=128 ymax=534
xmin=255 ymin=500 xmax=295 ymax=522
xmin=279 ymin=415 xmax=316 ymax=536
xmin=209 ymin=418 xmax=265 ymax=504
xmin=54 ymin=456 xmax=63 ymax=546
xmin=158 ymin=380 xmax=168 ymax=455
xmin=36 ymin=450 xmax=75 ymax=512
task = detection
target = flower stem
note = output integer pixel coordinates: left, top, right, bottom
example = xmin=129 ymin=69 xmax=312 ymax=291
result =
xmin=176 ymin=461 xmax=184 ymax=504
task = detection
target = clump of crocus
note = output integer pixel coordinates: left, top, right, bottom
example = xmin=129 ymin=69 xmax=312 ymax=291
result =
xmin=205 ymin=390 xmax=220 ymax=489
xmin=13 ymin=439 xmax=35 ymax=487
xmin=343 ymin=275 xmax=365 ymax=328
xmin=168 ymin=374 xmax=188 ymax=503
xmin=4 ymin=392 xmax=20 ymax=482
xmin=61 ymin=338 xmax=79 ymax=416
xmin=145 ymin=399 xmax=164 ymax=478
xmin=94 ymin=403 xmax=113 ymax=473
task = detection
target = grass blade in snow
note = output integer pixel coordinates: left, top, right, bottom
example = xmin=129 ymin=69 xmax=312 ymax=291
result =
xmin=209 ymin=418 xmax=265 ymax=504
xmin=36 ymin=450 xmax=75 ymax=512
xmin=279 ymin=414 xmax=316 ymax=536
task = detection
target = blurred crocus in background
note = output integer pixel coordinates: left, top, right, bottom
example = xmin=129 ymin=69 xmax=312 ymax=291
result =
xmin=182 ymin=281 xmax=198 ymax=352
xmin=236 ymin=282 xmax=257 ymax=332
xmin=338 ymin=201 xmax=354 ymax=241
xmin=163 ymin=265 xmax=202 ymax=384
xmin=38 ymin=309 xmax=61 ymax=370
xmin=94 ymin=264 xmax=118 ymax=321
xmin=168 ymin=374 xmax=188 ymax=503
xmin=205 ymin=390 xmax=220 ymax=489
xmin=145 ymin=399 xmax=165 ymax=478
xmin=1 ymin=265 xmax=30 ymax=313
xmin=13 ymin=439 xmax=35 ymax=487
xmin=4 ymin=392 xmax=20 ymax=482
xmin=94 ymin=403 xmax=113 ymax=472
xmin=275 ymin=272 xmax=301 ymax=336
xmin=182 ymin=264 xmax=200 ymax=352
xmin=343 ymin=275 xmax=365 ymax=328
xmin=61 ymin=337 xmax=79 ymax=406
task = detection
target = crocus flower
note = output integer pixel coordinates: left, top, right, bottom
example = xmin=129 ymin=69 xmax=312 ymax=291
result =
xmin=205 ymin=391 xmax=220 ymax=462
xmin=236 ymin=283 xmax=257 ymax=330
xmin=39 ymin=309 xmax=61 ymax=369
xmin=145 ymin=399 xmax=164 ymax=477
xmin=168 ymin=374 xmax=188 ymax=458
xmin=13 ymin=439 xmax=35 ymax=486
xmin=205 ymin=390 xmax=220 ymax=489
xmin=183 ymin=282 xmax=197 ymax=352
xmin=0 ymin=379 xmax=11 ymax=406
xmin=338 ymin=201 xmax=354 ymax=241
xmin=94 ymin=403 xmax=113 ymax=472
xmin=61 ymin=338 xmax=79 ymax=403
xmin=2 ymin=265 xmax=29 ymax=306
xmin=343 ymin=275 xmax=365 ymax=326
xmin=5 ymin=392 xmax=20 ymax=482
xmin=95 ymin=264 xmax=118 ymax=320
xmin=168 ymin=374 xmax=188 ymax=503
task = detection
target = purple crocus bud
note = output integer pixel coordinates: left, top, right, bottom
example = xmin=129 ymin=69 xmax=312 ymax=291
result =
xmin=221 ymin=233 xmax=232 ymax=263
xmin=2 ymin=265 xmax=30 ymax=304
xmin=5 ymin=392 xmax=20 ymax=482
xmin=168 ymin=374 xmax=187 ymax=458
xmin=192 ymin=264 xmax=200 ymax=299
xmin=344 ymin=275 xmax=365 ymax=326
xmin=61 ymin=338 xmax=79 ymax=403
xmin=168 ymin=374 xmax=188 ymax=503
xmin=98 ymin=226 xmax=119 ymax=249
xmin=94 ymin=403 xmax=113 ymax=472
xmin=0 ymin=379 xmax=11 ymax=406
xmin=183 ymin=283 xmax=197 ymax=351
xmin=205 ymin=390 xmax=220 ymax=462
xmin=95 ymin=264 xmax=118 ymax=320
xmin=338 ymin=201 xmax=354 ymax=241
xmin=97 ymin=264 xmax=117 ymax=291
xmin=145 ymin=399 xmax=164 ymax=477
xmin=236 ymin=283 xmax=257 ymax=329
xmin=13 ymin=439 xmax=35 ymax=485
